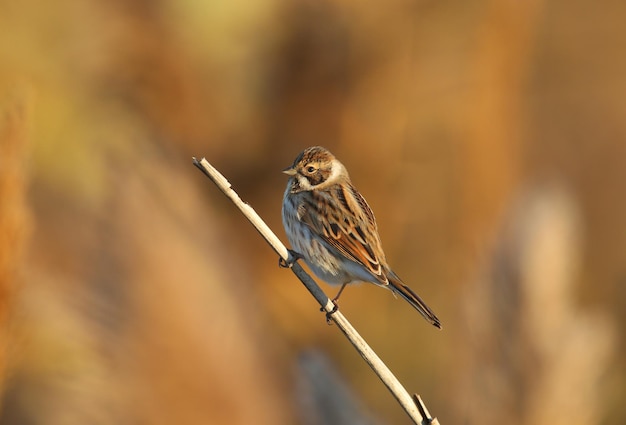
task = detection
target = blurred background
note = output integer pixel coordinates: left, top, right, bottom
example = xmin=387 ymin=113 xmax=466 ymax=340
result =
xmin=0 ymin=0 xmax=624 ymax=424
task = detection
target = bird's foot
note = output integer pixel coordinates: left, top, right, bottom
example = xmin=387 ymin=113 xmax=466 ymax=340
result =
xmin=278 ymin=250 xmax=303 ymax=268
xmin=321 ymin=301 xmax=339 ymax=325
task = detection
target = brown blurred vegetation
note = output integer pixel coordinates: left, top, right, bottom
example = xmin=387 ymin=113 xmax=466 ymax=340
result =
xmin=1 ymin=0 xmax=625 ymax=424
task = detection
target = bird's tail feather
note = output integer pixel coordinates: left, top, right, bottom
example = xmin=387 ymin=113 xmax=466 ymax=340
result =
xmin=388 ymin=275 xmax=442 ymax=329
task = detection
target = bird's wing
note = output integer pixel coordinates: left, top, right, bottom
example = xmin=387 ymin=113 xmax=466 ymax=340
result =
xmin=300 ymin=185 xmax=388 ymax=285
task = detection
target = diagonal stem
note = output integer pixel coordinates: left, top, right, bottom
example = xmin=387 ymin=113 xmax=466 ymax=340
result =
xmin=193 ymin=157 xmax=439 ymax=425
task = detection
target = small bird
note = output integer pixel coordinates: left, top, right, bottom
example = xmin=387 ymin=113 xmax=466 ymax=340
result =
xmin=282 ymin=146 xmax=441 ymax=329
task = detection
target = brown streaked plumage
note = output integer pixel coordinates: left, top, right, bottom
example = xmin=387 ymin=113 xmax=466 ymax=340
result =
xmin=282 ymin=146 xmax=441 ymax=329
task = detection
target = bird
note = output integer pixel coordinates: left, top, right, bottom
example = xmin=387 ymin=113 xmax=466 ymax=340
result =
xmin=281 ymin=146 xmax=441 ymax=329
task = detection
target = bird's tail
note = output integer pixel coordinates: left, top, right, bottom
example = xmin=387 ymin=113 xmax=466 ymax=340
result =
xmin=387 ymin=273 xmax=442 ymax=329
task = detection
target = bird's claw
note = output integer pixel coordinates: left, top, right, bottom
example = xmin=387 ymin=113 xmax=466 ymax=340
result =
xmin=321 ymin=301 xmax=339 ymax=325
xmin=278 ymin=249 xmax=303 ymax=268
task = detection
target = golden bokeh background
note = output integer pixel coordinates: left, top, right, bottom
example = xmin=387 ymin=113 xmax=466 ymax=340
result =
xmin=1 ymin=1 xmax=624 ymax=424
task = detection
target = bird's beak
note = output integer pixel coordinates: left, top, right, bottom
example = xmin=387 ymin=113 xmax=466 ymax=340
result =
xmin=282 ymin=166 xmax=297 ymax=176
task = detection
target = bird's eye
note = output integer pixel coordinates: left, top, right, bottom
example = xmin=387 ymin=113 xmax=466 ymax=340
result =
xmin=306 ymin=166 xmax=316 ymax=173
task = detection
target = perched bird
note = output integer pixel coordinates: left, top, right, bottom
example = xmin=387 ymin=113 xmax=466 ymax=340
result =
xmin=282 ymin=146 xmax=441 ymax=328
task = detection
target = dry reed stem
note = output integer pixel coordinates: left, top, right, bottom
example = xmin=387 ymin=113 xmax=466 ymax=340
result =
xmin=193 ymin=157 xmax=439 ymax=425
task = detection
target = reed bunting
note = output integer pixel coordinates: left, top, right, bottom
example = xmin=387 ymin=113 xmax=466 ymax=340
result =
xmin=281 ymin=146 xmax=441 ymax=328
